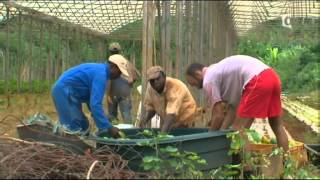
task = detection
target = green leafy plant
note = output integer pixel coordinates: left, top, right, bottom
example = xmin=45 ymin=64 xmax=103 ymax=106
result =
xmin=216 ymin=130 xmax=320 ymax=179
xmin=138 ymin=130 xmax=207 ymax=179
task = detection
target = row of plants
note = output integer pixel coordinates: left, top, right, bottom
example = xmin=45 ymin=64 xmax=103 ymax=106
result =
xmin=0 ymin=80 xmax=52 ymax=94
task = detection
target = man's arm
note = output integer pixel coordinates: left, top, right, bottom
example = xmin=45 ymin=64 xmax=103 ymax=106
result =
xmin=210 ymin=101 xmax=225 ymax=130
xmin=139 ymin=110 xmax=156 ymax=128
xmin=161 ymin=114 xmax=176 ymax=132
xmin=220 ymin=104 xmax=236 ymax=130
xmin=90 ymin=75 xmax=119 ymax=138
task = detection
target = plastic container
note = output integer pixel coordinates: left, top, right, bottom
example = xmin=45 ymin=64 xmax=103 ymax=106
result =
xmin=16 ymin=124 xmax=92 ymax=154
xmin=94 ymin=128 xmax=233 ymax=172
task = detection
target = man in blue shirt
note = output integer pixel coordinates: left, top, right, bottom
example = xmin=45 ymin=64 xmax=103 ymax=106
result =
xmin=51 ymin=54 xmax=130 ymax=138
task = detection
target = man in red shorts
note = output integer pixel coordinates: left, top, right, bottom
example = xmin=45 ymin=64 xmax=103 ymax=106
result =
xmin=185 ymin=55 xmax=289 ymax=151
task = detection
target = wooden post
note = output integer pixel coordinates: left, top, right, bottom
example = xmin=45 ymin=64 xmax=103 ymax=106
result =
xmin=55 ymin=24 xmax=62 ymax=79
xmin=131 ymin=41 xmax=136 ymax=68
xmin=160 ymin=2 xmax=166 ymax=71
xmin=28 ymin=16 xmax=34 ymax=92
xmin=164 ymin=1 xmax=171 ymax=76
xmin=142 ymin=1 xmax=155 ymax=94
xmin=141 ymin=1 xmax=155 ymax=122
xmin=208 ymin=1 xmax=214 ymax=65
xmin=46 ymin=23 xmax=53 ymax=83
xmin=156 ymin=1 xmax=163 ymax=67
xmin=17 ymin=10 xmax=22 ymax=93
xmin=5 ymin=6 xmax=10 ymax=95
xmin=175 ymin=1 xmax=183 ymax=79
xmin=186 ymin=1 xmax=192 ymax=68
xmin=38 ymin=21 xmax=44 ymax=91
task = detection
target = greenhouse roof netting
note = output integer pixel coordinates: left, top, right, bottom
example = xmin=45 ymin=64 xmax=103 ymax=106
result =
xmin=0 ymin=0 xmax=319 ymax=39
xmin=229 ymin=0 xmax=320 ymax=36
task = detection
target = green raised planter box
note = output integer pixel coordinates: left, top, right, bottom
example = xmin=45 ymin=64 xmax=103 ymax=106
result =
xmin=94 ymin=128 xmax=232 ymax=172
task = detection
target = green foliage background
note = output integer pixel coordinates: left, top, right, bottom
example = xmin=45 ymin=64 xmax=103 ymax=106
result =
xmin=234 ymin=17 xmax=320 ymax=94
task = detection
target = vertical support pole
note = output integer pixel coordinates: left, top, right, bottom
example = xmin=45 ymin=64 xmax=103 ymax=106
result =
xmin=131 ymin=41 xmax=136 ymax=68
xmin=164 ymin=1 xmax=171 ymax=76
xmin=142 ymin=1 xmax=155 ymax=94
xmin=160 ymin=2 xmax=166 ymax=70
xmin=28 ymin=15 xmax=34 ymax=92
xmin=5 ymin=6 xmax=10 ymax=95
xmin=208 ymin=1 xmax=214 ymax=65
xmin=38 ymin=21 xmax=44 ymax=92
xmin=17 ymin=10 xmax=22 ymax=93
xmin=141 ymin=1 xmax=156 ymax=122
xmin=47 ymin=22 xmax=53 ymax=83
xmin=186 ymin=1 xmax=192 ymax=68
xmin=175 ymin=1 xmax=182 ymax=79
xmin=56 ymin=24 xmax=62 ymax=79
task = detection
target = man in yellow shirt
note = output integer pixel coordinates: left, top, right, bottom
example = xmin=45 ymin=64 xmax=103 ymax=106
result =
xmin=139 ymin=66 xmax=201 ymax=132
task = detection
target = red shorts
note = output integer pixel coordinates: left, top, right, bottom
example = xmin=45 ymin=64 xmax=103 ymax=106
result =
xmin=237 ymin=68 xmax=282 ymax=118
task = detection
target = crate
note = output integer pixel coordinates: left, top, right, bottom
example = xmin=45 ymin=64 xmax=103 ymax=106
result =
xmin=304 ymin=144 xmax=320 ymax=166
xmin=245 ymin=141 xmax=308 ymax=178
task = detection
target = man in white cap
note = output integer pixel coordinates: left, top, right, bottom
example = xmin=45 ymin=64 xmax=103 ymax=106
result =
xmin=107 ymin=42 xmax=140 ymax=124
xmin=51 ymin=54 xmax=130 ymax=138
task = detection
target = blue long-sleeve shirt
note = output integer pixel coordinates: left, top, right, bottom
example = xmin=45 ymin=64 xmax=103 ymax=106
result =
xmin=55 ymin=63 xmax=112 ymax=130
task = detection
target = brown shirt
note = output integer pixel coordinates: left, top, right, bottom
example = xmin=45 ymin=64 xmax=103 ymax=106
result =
xmin=144 ymin=77 xmax=199 ymax=127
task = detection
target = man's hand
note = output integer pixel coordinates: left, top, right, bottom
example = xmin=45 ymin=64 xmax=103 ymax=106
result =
xmin=108 ymin=127 xmax=120 ymax=138
xmin=139 ymin=110 xmax=156 ymax=128
xmin=161 ymin=114 xmax=175 ymax=132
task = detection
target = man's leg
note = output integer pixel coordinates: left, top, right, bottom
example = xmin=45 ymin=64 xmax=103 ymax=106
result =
xmin=268 ymin=116 xmax=289 ymax=152
xmin=52 ymin=86 xmax=89 ymax=133
xmin=119 ymin=96 xmax=132 ymax=124
xmin=68 ymin=95 xmax=89 ymax=133
xmin=108 ymin=96 xmax=119 ymax=121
